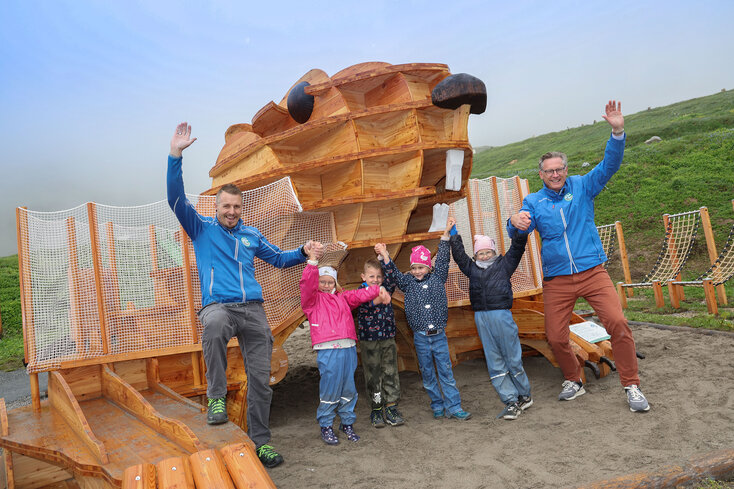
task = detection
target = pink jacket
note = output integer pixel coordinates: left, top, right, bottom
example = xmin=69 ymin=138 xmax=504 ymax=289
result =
xmin=300 ymin=264 xmax=380 ymax=347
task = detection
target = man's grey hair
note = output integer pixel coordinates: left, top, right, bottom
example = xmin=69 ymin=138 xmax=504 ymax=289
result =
xmin=538 ymin=151 xmax=568 ymax=171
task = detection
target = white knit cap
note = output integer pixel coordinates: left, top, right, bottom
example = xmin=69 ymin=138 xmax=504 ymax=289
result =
xmin=318 ymin=266 xmax=337 ymax=282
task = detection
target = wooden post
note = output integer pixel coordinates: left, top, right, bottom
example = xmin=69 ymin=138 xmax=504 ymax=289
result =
xmin=616 ymin=282 xmax=628 ymax=309
xmin=180 ymin=227 xmax=203 ymax=387
xmin=105 ymin=222 xmax=121 ymax=313
xmin=703 ymin=279 xmax=719 ymax=315
xmin=615 ymin=221 xmax=633 ymax=298
xmin=699 ymin=207 xmax=726 ymax=305
xmin=66 ymin=217 xmax=85 ymax=357
xmin=87 ymin=203 xmax=111 ymax=355
xmin=465 ymin=179 xmax=479 ymax=239
xmin=16 ymin=207 xmax=36 ymax=379
xmin=652 ymin=281 xmax=665 ymax=308
xmin=667 ymin=279 xmax=680 ymax=309
xmin=489 ymin=177 xmax=506 ymax=252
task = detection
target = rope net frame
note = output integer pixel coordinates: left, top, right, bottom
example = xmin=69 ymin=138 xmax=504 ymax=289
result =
xmin=618 ymin=209 xmax=701 ymax=288
xmin=596 ymin=223 xmax=617 ymax=270
xmin=17 ymin=177 xmax=338 ymax=373
xmin=687 ymin=222 xmax=734 ymax=286
xmin=445 ymin=177 xmax=543 ymax=303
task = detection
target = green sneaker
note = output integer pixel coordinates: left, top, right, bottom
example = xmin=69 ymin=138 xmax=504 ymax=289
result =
xmin=256 ymin=444 xmax=284 ymax=468
xmin=206 ymin=397 xmax=227 ymax=425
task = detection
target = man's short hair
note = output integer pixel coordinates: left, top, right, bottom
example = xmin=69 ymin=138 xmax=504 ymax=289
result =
xmin=216 ymin=184 xmax=242 ymax=204
xmin=538 ymin=151 xmax=568 ymax=171
xmin=364 ymin=258 xmax=383 ymax=273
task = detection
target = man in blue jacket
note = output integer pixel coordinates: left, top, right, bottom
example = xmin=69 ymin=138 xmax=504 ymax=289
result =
xmin=167 ymin=122 xmax=322 ymax=467
xmin=507 ymin=101 xmax=649 ymax=413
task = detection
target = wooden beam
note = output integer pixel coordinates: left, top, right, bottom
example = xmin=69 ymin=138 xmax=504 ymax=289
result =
xmin=179 ymin=227 xmax=203 ymax=387
xmin=220 ymin=443 xmax=277 ymax=488
xmin=189 ymin=450 xmax=236 ymax=488
xmin=87 ymin=203 xmax=111 ymax=355
xmin=156 ymin=456 xmax=196 ymax=488
xmin=146 ymin=358 xmax=205 ymax=413
xmin=48 ymin=370 xmax=109 ymax=464
xmin=615 ymin=221 xmax=634 ymax=297
xmin=703 ymin=279 xmax=719 ymax=315
xmin=121 ymin=463 xmax=157 ymax=488
xmin=15 ymin=207 xmax=35 ymax=376
xmin=101 ymin=365 xmax=204 ymax=453
xmin=699 ymin=207 xmax=727 ymax=305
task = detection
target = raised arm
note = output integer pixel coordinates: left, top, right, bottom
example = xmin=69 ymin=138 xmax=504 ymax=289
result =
xmin=299 ymin=263 xmax=320 ymax=312
xmin=502 ymin=233 xmax=529 ymax=275
xmin=433 ymin=218 xmax=454 ymax=283
xmin=376 ymin=243 xmax=411 ymax=291
xmin=255 ymin=232 xmax=309 ymax=268
xmin=167 ymin=122 xmax=203 ymax=239
xmin=343 ymin=284 xmax=381 ymax=309
xmin=584 ymin=100 xmax=626 ymax=196
xmin=449 ymin=233 xmax=472 ymax=277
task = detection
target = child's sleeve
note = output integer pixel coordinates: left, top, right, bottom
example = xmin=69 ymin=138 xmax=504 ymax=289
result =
xmin=434 ymin=239 xmax=451 ymax=283
xmin=383 ymin=259 xmax=409 ymax=291
xmin=343 ymin=284 xmax=380 ymax=310
xmin=503 ymin=233 xmax=529 ymax=275
xmin=449 ymin=234 xmax=472 ymax=277
xmin=382 ymin=265 xmax=396 ymax=294
xmin=299 ymin=264 xmax=319 ymax=312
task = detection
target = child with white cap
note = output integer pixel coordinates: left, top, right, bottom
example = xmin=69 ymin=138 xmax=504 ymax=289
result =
xmin=448 ymin=216 xmax=532 ymax=420
xmin=300 ymin=247 xmax=390 ymax=445
xmin=375 ymin=219 xmax=471 ymax=421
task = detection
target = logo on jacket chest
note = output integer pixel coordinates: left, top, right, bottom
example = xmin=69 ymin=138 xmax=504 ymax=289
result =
xmin=564 ymin=193 xmax=573 ymax=202
xmin=241 ymin=237 xmax=251 ymax=247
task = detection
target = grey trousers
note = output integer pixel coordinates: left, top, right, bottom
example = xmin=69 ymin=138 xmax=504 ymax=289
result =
xmin=199 ymin=301 xmax=273 ymax=447
xmin=360 ymin=338 xmax=401 ymax=409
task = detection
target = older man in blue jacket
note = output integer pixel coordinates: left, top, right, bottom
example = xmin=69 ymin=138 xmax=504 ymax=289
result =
xmin=508 ymin=101 xmax=649 ymax=413
xmin=167 ymin=122 xmax=322 ymax=468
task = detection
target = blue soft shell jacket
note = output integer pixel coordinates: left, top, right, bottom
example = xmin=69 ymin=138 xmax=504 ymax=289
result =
xmin=506 ymin=134 xmax=625 ymax=278
xmin=167 ymin=155 xmax=306 ymax=306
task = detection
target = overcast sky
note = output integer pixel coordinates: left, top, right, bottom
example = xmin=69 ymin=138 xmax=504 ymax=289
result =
xmin=1 ymin=1 xmax=732 ymax=256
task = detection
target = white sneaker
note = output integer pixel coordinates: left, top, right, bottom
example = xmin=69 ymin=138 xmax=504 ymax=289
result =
xmin=625 ymin=385 xmax=650 ymax=412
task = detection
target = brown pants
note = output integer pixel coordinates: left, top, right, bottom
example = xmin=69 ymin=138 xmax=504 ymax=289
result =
xmin=543 ymin=265 xmax=640 ymax=387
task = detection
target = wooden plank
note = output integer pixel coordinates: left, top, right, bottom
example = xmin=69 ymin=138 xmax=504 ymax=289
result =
xmin=156 ymin=456 xmax=195 ymax=488
xmin=346 ymin=230 xmax=444 ymax=249
xmin=101 ymin=365 xmax=204 ymax=454
xmin=16 ymin=208 xmax=34 ymax=375
xmin=703 ymin=279 xmax=719 ymax=315
xmin=146 ymin=358 xmax=205 ymax=413
xmin=652 ymin=281 xmax=665 ymax=308
xmin=122 ymin=463 xmax=156 ymax=489
xmin=616 ymin=282 xmax=628 ymax=309
xmin=189 ymin=450 xmax=235 ymax=489
xmin=699 ymin=207 xmax=727 ymax=305
xmin=48 ymin=371 xmax=110 ymax=464
xmin=11 ymin=452 xmax=75 ymax=489
xmin=0 ymin=398 xmax=12 ymax=489
xmin=220 ymin=443 xmax=277 ymax=489
xmin=87 ymin=203 xmax=111 ymax=355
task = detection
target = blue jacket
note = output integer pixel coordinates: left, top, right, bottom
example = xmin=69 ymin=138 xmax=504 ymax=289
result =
xmin=167 ymin=155 xmax=306 ymax=306
xmin=507 ymin=134 xmax=625 ymax=278
xmin=382 ymin=239 xmax=450 ymax=333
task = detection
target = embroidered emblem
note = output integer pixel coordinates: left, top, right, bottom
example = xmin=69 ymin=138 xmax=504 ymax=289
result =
xmin=564 ymin=193 xmax=573 ymax=202
xmin=241 ymin=237 xmax=251 ymax=247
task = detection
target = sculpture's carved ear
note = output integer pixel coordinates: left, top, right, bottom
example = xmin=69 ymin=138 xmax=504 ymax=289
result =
xmin=287 ymin=81 xmax=315 ymax=123
xmin=431 ymin=74 xmax=486 ymax=115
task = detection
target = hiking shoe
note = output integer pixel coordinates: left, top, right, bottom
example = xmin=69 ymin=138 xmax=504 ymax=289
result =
xmin=256 ymin=444 xmax=284 ymax=468
xmin=370 ymin=408 xmax=386 ymax=428
xmin=497 ymin=403 xmax=521 ymax=420
xmin=320 ymin=426 xmax=339 ymax=445
xmin=625 ymin=385 xmax=650 ymax=412
xmin=384 ymin=405 xmax=405 ymax=426
xmin=517 ymin=395 xmax=533 ymax=411
xmin=206 ymin=397 xmax=227 ymax=425
xmin=558 ymin=380 xmax=585 ymax=401
xmin=448 ymin=409 xmax=472 ymax=421
xmin=339 ymin=423 xmax=360 ymax=442
xmin=433 ymin=409 xmax=445 ymax=419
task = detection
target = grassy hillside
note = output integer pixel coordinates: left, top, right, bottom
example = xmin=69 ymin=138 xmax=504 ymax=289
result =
xmin=0 ymin=255 xmax=22 ymax=370
xmin=473 ymin=90 xmax=734 ymax=279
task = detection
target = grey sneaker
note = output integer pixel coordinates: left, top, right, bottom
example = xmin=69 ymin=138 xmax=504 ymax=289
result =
xmin=497 ymin=403 xmax=521 ymax=420
xmin=517 ymin=395 xmax=533 ymax=411
xmin=558 ymin=380 xmax=585 ymax=401
xmin=370 ymin=408 xmax=386 ymax=428
xmin=625 ymin=385 xmax=650 ymax=412
xmin=384 ymin=405 xmax=405 ymax=426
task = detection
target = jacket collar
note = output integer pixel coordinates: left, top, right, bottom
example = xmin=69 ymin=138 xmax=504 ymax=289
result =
xmin=541 ymin=181 xmax=569 ymax=200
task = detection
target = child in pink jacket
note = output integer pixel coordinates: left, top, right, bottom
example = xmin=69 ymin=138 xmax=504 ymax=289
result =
xmin=300 ymin=249 xmax=389 ymax=445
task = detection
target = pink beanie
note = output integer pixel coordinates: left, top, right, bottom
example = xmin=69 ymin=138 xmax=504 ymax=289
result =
xmin=473 ymin=235 xmax=497 ymax=255
xmin=410 ymin=245 xmax=432 ymax=267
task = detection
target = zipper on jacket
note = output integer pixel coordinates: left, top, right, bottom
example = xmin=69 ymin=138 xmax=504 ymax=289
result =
xmin=239 ymin=261 xmax=246 ymax=302
xmin=209 ymin=267 xmax=214 ymax=297
xmin=559 ymin=207 xmax=579 ymax=274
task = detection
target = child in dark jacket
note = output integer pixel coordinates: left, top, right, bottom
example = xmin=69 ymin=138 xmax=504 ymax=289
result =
xmin=300 ymin=249 xmax=388 ymax=445
xmin=356 ymin=259 xmax=403 ymax=428
xmin=449 ymin=216 xmax=532 ymax=420
xmin=375 ymin=219 xmax=471 ymax=421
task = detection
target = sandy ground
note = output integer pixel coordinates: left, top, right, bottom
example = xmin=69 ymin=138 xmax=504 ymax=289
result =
xmin=267 ymin=323 xmax=734 ymax=489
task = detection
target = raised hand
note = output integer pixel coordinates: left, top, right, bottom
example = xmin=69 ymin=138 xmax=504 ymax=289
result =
xmin=374 ymin=243 xmax=389 ymax=262
xmin=170 ymin=122 xmax=197 ymax=157
xmin=444 ymin=217 xmax=457 ymax=237
xmin=510 ymin=211 xmax=532 ymax=231
xmin=601 ymin=100 xmax=624 ymax=134
xmin=373 ymin=285 xmax=391 ymax=305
